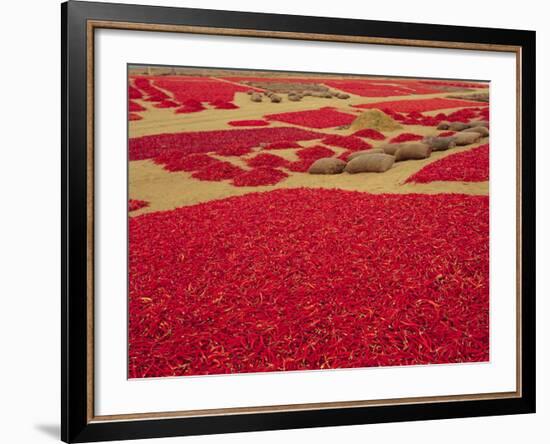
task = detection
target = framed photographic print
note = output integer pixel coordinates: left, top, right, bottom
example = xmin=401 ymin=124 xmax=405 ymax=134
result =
xmin=61 ymin=1 xmax=536 ymax=442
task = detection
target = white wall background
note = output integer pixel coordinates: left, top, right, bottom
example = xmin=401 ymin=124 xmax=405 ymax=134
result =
xmin=0 ymin=1 xmax=546 ymax=443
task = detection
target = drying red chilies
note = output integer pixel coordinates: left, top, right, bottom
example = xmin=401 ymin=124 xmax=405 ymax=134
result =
xmin=211 ymin=100 xmax=239 ymax=110
xmin=154 ymin=100 xmax=179 ymax=109
xmin=322 ymin=79 xmax=439 ymax=97
xmin=322 ymin=135 xmax=372 ymax=151
xmin=352 ymin=129 xmax=386 ymax=140
xmin=129 ymin=100 xmax=146 ymax=112
xmin=129 ymin=199 xmax=149 ymax=212
xmin=355 ymin=97 xmax=486 ymax=114
xmin=130 ymin=127 xmax=323 ymax=161
xmin=296 ymin=146 xmax=335 ymax=160
xmin=389 ymin=133 xmax=424 ymax=143
xmin=228 ymin=120 xmax=270 ymax=127
xmin=128 ymin=189 xmax=489 ymax=378
xmin=261 ymin=141 xmax=302 ymax=150
xmin=153 ymin=152 xmax=218 ymax=173
xmin=232 ymin=167 xmax=289 ymax=187
xmin=129 ymin=113 xmax=143 ymax=121
xmin=406 ymin=145 xmax=489 ymax=183
xmin=191 ymin=161 xmax=244 ymax=182
xmin=265 ymin=107 xmax=356 ymax=129
xmin=246 ymin=153 xmax=290 ymax=168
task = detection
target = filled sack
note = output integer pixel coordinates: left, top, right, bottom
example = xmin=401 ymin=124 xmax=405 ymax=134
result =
xmin=468 ymin=120 xmax=489 ymax=128
xmin=454 ymin=131 xmax=482 ymax=145
xmin=344 ymin=153 xmax=395 ymax=173
xmin=394 ymin=143 xmax=432 ymax=161
xmin=423 ymin=136 xmax=457 ymax=151
xmin=448 ymin=122 xmax=470 ymax=131
xmin=379 ymin=143 xmax=405 ymax=155
xmin=347 ymin=148 xmax=385 ymax=161
xmin=462 ymin=126 xmax=489 ymax=137
xmin=308 ymin=157 xmax=346 ymax=174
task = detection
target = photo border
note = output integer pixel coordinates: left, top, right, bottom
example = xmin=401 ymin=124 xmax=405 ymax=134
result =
xmin=62 ymin=1 xmax=535 ymax=442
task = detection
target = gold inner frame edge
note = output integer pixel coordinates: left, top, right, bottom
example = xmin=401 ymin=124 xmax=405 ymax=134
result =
xmin=85 ymin=19 xmax=523 ymax=423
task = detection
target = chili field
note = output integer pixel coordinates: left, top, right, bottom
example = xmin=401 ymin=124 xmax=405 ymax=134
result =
xmin=128 ymin=66 xmax=490 ymax=378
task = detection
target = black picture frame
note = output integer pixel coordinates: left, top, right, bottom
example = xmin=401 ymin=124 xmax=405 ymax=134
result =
xmin=62 ymin=1 xmax=536 ymax=442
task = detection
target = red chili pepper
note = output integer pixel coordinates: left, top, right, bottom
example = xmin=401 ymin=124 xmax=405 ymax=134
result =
xmin=128 ymin=190 xmax=489 ymax=378
xmin=265 ymin=107 xmax=356 ymax=129
xmin=389 ymin=133 xmax=424 ymax=143
xmin=406 ymin=144 xmax=489 ymax=183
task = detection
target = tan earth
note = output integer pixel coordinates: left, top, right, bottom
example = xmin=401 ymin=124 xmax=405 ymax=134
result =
xmin=129 ymin=71 xmax=489 ymax=216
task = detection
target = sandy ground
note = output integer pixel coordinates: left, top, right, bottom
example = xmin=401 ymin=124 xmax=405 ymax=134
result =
xmin=129 ymin=75 xmax=489 ymax=216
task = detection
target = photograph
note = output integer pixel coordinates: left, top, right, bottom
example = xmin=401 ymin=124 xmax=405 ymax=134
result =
xmin=127 ymin=65 xmax=490 ymax=379
xmin=0 ymin=0 xmax=542 ymax=442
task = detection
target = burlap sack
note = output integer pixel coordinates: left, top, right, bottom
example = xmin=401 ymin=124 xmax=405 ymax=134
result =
xmin=394 ymin=143 xmax=432 ymax=161
xmin=250 ymin=93 xmax=262 ymax=102
xmin=468 ymin=120 xmax=489 ymax=128
xmin=379 ymin=143 xmax=404 ymax=155
xmin=423 ymin=136 xmax=457 ymax=151
xmin=347 ymin=148 xmax=385 ymax=161
xmin=454 ymin=131 xmax=482 ymax=145
xmin=449 ymin=122 xmax=470 ymax=131
xmin=344 ymin=153 xmax=395 ymax=173
xmin=308 ymin=158 xmax=347 ymax=174
xmin=462 ymin=126 xmax=489 ymax=137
